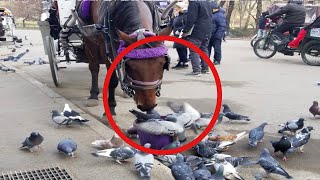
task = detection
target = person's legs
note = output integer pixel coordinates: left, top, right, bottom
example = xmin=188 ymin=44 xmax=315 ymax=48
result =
xmin=208 ymin=37 xmax=215 ymax=59
xmin=273 ymin=23 xmax=294 ymax=43
xmin=213 ymin=38 xmax=222 ymax=64
xmin=186 ymin=36 xmax=202 ymax=74
xmin=199 ymin=37 xmax=210 ymax=72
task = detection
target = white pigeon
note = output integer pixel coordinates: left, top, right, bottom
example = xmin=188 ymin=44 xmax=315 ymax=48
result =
xmin=61 ymin=104 xmax=85 ymax=121
xmin=91 ymin=133 xmax=123 ymax=149
xmin=214 ymin=158 xmax=244 ymax=180
xmin=133 ymin=143 xmax=154 ymax=180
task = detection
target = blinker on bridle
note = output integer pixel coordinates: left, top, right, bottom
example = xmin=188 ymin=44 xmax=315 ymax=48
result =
xmin=117 ymin=29 xmax=170 ymax=98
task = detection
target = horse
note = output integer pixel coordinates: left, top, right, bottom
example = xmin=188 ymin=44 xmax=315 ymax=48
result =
xmin=78 ymin=1 xmax=173 ymax=116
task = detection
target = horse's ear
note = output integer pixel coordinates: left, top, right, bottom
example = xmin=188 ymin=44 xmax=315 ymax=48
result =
xmin=158 ymin=26 xmax=172 ymax=36
xmin=116 ymin=29 xmax=135 ymax=45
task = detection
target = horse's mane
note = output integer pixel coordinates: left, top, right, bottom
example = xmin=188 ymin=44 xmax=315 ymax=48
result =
xmin=100 ymin=1 xmax=157 ymax=35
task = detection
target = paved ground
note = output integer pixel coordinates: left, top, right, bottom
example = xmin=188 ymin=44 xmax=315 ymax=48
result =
xmin=1 ymin=30 xmax=320 ymax=179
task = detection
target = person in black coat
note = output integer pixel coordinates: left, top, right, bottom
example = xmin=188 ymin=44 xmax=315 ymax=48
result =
xmin=172 ymin=3 xmax=189 ymax=69
xmin=181 ymin=0 xmax=212 ymax=76
xmin=208 ymin=1 xmax=226 ymax=65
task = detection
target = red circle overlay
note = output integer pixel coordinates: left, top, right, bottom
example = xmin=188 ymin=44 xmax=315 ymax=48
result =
xmin=103 ymin=36 xmax=222 ymax=155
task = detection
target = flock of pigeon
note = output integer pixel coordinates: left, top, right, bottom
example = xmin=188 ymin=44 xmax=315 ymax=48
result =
xmin=20 ymin=104 xmax=88 ymax=158
xmin=20 ymin=100 xmax=318 ymax=180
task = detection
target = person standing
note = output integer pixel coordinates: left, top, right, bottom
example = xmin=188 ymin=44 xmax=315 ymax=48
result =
xmin=182 ymin=0 xmax=213 ymax=76
xmin=172 ymin=2 xmax=189 ymax=69
xmin=208 ymin=1 xmax=226 ymax=65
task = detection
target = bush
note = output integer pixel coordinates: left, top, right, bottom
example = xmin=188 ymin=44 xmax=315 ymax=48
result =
xmin=228 ymin=28 xmax=257 ymax=38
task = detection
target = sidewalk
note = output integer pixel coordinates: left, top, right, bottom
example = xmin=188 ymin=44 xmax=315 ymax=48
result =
xmin=0 ymin=63 xmax=173 ymax=180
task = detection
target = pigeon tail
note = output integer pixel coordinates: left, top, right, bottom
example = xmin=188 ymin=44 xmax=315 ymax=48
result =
xmin=234 ymin=131 xmax=246 ymax=142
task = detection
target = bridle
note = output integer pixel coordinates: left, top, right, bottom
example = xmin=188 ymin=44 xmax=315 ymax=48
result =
xmin=116 ymin=29 xmax=170 ymax=98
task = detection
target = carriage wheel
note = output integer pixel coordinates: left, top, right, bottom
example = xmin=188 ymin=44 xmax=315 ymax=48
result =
xmin=301 ymin=40 xmax=320 ymax=66
xmin=46 ymin=36 xmax=60 ymax=87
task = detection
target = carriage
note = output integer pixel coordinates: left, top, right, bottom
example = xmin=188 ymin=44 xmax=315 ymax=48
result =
xmin=0 ymin=7 xmax=17 ymax=42
xmin=38 ymin=0 xmax=174 ymax=87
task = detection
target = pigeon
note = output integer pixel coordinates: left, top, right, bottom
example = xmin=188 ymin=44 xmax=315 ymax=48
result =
xmin=129 ymin=109 xmax=161 ymax=122
xmin=91 ymin=133 xmax=123 ymax=149
xmin=222 ymin=104 xmax=250 ymax=121
xmin=248 ymin=122 xmax=268 ymax=147
xmin=61 ymin=104 xmax=88 ymax=122
xmin=212 ymin=154 xmax=244 ymax=180
xmin=204 ymin=139 xmax=235 ymax=152
xmin=200 ymin=112 xmax=213 ymax=119
xmin=288 ymin=126 xmax=315 ymax=153
xmin=278 ymin=118 xmax=305 ymax=134
xmin=270 ymin=136 xmax=292 ymax=161
xmin=165 ymin=112 xmax=193 ymax=129
xmin=11 ymin=48 xmax=16 ymax=52
xmin=210 ymin=170 xmax=225 ymax=180
xmin=194 ymin=141 xmax=217 ymax=158
xmin=92 ymin=146 xmax=137 ymax=164
xmin=134 ymin=143 xmax=154 ymax=180
xmin=154 ymin=154 xmax=177 ymax=168
xmin=133 ymin=119 xmax=186 ymax=142
xmin=193 ymin=113 xmax=224 ymax=130
xmin=20 ymin=132 xmax=44 ymax=152
xmin=166 ymin=101 xmax=183 ymax=113
xmin=171 ymin=154 xmax=195 ymax=180
xmin=309 ymin=101 xmax=320 ymax=117
xmin=185 ymin=155 xmax=207 ymax=171
xmin=161 ymin=140 xmax=180 ymax=150
xmin=245 ymin=148 xmax=293 ymax=179
xmin=25 ymin=36 xmax=29 ymax=40
xmin=57 ymin=138 xmax=77 ymax=158
xmin=225 ymin=156 xmax=253 ymax=168
xmin=30 ymin=42 xmax=33 ymax=46
xmin=51 ymin=110 xmax=89 ymax=125
xmin=193 ymin=163 xmax=211 ymax=180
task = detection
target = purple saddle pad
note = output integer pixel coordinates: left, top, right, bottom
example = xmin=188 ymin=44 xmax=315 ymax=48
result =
xmin=137 ymin=130 xmax=173 ymax=150
xmin=81 ymin=0 xmax=92 ymax=20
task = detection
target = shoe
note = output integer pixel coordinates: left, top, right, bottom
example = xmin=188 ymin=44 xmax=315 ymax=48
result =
xmin=182 ymin=62 xmax=189 ymax=68
xmin=214 ymin=61 xmax=220 ymax=65
xmin=201 ymin=70 xmax=210 ymax=74
xmin=172 ymin=64 xmax=183 ymax=69
xmin=186 ymin=71 xmax=202 ymax=77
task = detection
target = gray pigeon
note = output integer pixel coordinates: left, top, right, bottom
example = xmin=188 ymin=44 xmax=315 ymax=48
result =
xmin=185 ymin=155 xmax=207 ymax=171
xmin=225 ymin=156 xmax=253 ymax=168
xmin=194 ymin=141 xmax=217 ymax=158
xmin=57 ymin=138 xmax=77 ymax=158
xmin=278 ymin=118 xmax=305 ymax=134
xmin=193 ymin=113 xmax=224 ymax=132
xmin=171 ymin=154 xmax=195 ymax=180
xmin=161 ymin=140 xmax=181 ymax=150
xmin=248 ymin=122 xmax=268 ymax=147
xmin=134 ymin=143 xmax=154 ymax=180
xmin=193 ymin=163 xmax=211 ymax=180
xmin=210 ymin=169 xmax=225 ymax=180
xmin=51 ymin=110 xmax=89 ymax=125
xmin=155 ymin=154 xmax=177 ymax=168
xmin=288 ymin=126 xmax=315 ymax=153
xmin=20 ymin=132 xmax=44 ymax=152
xmin=129 ymin=109 xmax=161 ymax=122
xmin=222 ymin=104 xmax=250 ymax=121
xmin=200 ymin=112 xmax=213 ymax=119
xmin=245 ymin=148 xmax=293 ymax=179
xmin=165 ymin=112 xmax=193 ymax=129
xmin=133 ymin=119 xmax=186 ymax=142
xmin=166 ymin=101 xmax=183 ymax=113
xmin=92 ymin=146 xmax=137 ymax=164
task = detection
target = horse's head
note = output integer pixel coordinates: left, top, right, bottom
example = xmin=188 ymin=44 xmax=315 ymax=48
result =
xmin=117 ymin=28 xmax=171 ymax=112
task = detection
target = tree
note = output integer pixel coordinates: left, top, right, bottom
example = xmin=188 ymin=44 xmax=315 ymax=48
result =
xmin=1 ymin=0 xmax=42 ymax=21
xmin=226 ymin=1 xmax=235 ymax=31
xmin=255 ymin=0 xmax=262 ymax=29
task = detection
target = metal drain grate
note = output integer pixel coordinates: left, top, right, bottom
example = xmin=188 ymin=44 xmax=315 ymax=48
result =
xmin=1 ymin=167 xmax=73 ymax=180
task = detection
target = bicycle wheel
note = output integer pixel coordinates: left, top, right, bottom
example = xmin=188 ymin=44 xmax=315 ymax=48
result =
xmin=301 ymin=40 xmax=320 ymax=66
xmin=250 ymin=34 xmax=257 ymax=47
xmin=253 ymin=37 xmax=277 ymax=59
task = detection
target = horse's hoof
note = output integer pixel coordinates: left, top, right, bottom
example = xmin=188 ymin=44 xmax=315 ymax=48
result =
xmin=85 ymin=99 xmax=99 ymax=107
xmin=100 ymin=113 xmax=117 ymax=130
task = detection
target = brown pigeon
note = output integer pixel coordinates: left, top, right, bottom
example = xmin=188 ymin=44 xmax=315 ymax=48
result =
xmin=309 ymin=101 xmax=320 ymax=117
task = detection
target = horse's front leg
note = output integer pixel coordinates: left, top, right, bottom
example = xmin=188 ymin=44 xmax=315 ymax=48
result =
xmin=108 ymin=71 xmax=119 ymax=115
xmin=87 ymin=61 xmax=100 ymax=107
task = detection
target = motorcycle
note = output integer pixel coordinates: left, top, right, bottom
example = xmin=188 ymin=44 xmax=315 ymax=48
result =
xmin=253 ymin=20 xmax=320 ymax=66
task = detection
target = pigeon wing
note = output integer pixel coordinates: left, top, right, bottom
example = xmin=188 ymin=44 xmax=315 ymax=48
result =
xmin=134 ymin=120 xmax=183 ymax=136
